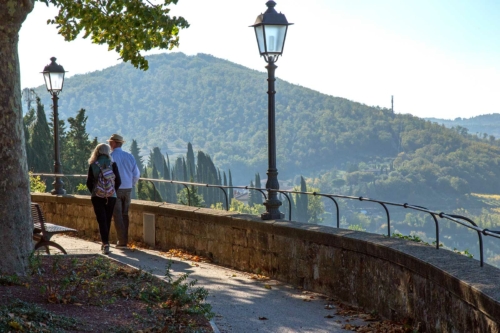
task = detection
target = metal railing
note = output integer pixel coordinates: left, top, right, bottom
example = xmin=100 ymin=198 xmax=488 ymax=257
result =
xmin=31 ymin=173 xmax=500 ymax=267
xmin=270 ymin=189 xmax=499 ymax=267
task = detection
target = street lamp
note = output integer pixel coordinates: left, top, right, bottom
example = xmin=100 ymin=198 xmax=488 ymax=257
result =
xmin=251 ymin=1 xmax=292 ymax=220
xmin=42 ymin=57 xmax=66 ymax=195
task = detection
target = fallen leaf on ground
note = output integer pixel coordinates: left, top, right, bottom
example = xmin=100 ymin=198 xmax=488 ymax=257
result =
xmin=160 ymin=249 xmax=212 ymax=263
xmin=342 ymin=323 xmax=358 ymax=330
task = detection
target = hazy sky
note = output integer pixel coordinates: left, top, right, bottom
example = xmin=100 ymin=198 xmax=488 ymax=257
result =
xmin=19 ymin=0 xmax=500 ymax=120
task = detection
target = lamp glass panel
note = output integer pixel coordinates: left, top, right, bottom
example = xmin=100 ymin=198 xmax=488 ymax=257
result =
xmin=43 ymin=72 xmax=52 ymax=91
xmin=49 ymin=72 xmax=65 ymax=92
xmin=254 ymin=25 xmax=266 ymax=54
xmin=264 ymin=25 xmax=287 ymax=53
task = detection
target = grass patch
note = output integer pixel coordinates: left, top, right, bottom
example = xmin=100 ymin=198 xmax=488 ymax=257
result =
xmin=0 ymin=254 xmax=213 ymax=332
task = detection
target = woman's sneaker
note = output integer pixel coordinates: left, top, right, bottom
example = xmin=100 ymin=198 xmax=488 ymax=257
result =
xmin=102 ymin=244 xmax=110 ymax=255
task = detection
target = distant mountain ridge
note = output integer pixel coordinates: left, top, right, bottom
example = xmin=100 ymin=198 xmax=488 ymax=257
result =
xmin=426 ymin=114 xmax=500 ymax=139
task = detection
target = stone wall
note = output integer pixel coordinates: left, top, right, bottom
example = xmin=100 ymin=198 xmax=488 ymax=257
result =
xmin=32 ymin=193 xmax=500 ymax=332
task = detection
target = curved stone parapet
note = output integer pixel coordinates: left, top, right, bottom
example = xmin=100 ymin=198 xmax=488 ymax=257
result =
xmin=32 ymin=193 xmax=500 ymax=332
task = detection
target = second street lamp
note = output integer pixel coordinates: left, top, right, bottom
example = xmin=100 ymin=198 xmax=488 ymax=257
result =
xmin=42 ymin=57 xmax=66 ymax=195
xmin=251 ymin=1 xmax=292 ymax=220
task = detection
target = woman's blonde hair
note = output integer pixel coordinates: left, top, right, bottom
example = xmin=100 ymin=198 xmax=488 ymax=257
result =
xmin=88 ymin=143 xmax=113 ymax=165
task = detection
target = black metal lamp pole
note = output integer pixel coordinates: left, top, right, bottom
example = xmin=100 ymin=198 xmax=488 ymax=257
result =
xmin=51 ymin=92 xmax=64 ymax=195
xmin=262 ymin=56 xmax=283 ymax=219
xmin=42 ymin=57 xmax=66 ymax=195
xmin=251 ymin=1 xmax=292 ymax=220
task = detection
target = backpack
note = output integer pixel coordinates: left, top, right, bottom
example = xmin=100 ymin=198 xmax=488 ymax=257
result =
xmin=94 ymin=161 xmax=116 ymax=198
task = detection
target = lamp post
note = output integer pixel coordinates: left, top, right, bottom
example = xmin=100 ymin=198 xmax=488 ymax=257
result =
xmin=251 ymin=1 xmax=292 ymax=220
xmin=42 ymin=57 xmax=66 ymax=195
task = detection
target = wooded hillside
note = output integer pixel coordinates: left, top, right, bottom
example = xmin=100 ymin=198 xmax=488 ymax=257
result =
xmin=32 ymin=52 xmax=500 ymax=209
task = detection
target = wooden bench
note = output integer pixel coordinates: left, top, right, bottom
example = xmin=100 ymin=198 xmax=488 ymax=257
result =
xmin=32 ymin=202 xmax=77 ymax=254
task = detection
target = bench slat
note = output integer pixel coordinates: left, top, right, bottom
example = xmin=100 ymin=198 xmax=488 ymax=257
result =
xmin=43 ymin=223 xmax=77 ymax=234
xmin=31 ymin=202 xmax=77 ymax=254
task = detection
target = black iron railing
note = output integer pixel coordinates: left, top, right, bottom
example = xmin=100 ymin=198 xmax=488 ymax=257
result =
xmin=31 ymin=173 xmax=500 ymax=267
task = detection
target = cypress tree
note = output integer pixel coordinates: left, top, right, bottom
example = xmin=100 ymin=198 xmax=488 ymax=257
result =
xmin=196 ymin=151 xmax=208 ymax=204
xmin=182 ymin=158 xmax=188 ymax=181
xmin=147 ymin=151 xmax=154 ymax=169
xmin=65 ymin=108 xmax=92 ymax=174
xmin=151 ymin=147 xmax=164 ymax=178
xmin=28 ymin=98 xmax=53 ymax=173
xmin=196 ymin=151 xmax=219 ymax=207
xmin=186 ymin=142 xmax=195 ymax=179
xmin=152 ymin=164 xmax=162 ymax=201
xmin=205 ymin=154 xmax=219 ymax=207
xmin=163 ymin=157 xmax=170 ymax=181
xmin=173 ymin=156 xmax=185 ymax=181
xmin=248 ymin=180 xmax=255 ymax=207
xmin=165 ymin=153 xmax=171 ymax=178
xmin=171 ymin=156 xmax=185 ymax=200
xmin=162 ymin=157 xmax=175 ymax=203
xmin=254 ymin=172 xmax=263 ymax=205
xmin=296 ymin=176 xmax=309 ymax=222
xmin=152 ymin=163 xmax=159 ymax=179
xmin=64 ymin=108 xmax=93 ymax=193
xmin=129 ymin=139 xmax=144 ymax=174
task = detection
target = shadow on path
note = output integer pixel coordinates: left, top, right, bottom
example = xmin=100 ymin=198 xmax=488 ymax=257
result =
xmin=53 ymin=235 xmax=365 ymax=333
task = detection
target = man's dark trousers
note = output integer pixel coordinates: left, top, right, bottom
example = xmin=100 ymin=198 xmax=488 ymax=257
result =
xmin=113 ymin=189 xmax=132 ymax=246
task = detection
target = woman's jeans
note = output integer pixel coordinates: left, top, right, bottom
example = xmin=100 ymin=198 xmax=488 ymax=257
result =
xmin=91 ymin=196 xmax=117 ymax=245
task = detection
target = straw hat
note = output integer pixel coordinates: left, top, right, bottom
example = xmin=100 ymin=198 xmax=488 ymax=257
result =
xmin=107 ymin=134 xmax=125 ymax=143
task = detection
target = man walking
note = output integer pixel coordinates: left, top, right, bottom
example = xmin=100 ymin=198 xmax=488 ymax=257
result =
xmin=107 ymin=134 xmax=140 ymax=248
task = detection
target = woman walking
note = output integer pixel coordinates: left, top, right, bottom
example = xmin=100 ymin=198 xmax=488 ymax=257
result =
xmin=86 ymin=143 xmax=121 ymax=254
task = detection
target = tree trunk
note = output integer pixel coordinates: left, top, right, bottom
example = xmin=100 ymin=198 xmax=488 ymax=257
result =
xmin=0 ymin=0 xmax=34 ymax=275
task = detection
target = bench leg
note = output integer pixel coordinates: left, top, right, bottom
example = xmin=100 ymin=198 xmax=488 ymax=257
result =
xmin=34 ymin=241 xmax=68 ymax=255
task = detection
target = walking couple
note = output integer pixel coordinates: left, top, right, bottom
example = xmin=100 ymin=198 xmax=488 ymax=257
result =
xmin=86 ymin=134 xmax=140 ymax=254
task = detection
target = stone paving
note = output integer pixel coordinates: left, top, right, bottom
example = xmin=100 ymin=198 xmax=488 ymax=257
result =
xmin=51 ymin=234 xmax=369 ymax=333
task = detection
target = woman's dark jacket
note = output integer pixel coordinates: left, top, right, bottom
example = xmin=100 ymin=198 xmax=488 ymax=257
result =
xmin=86 ymin=155 xmax=121 ymax=196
